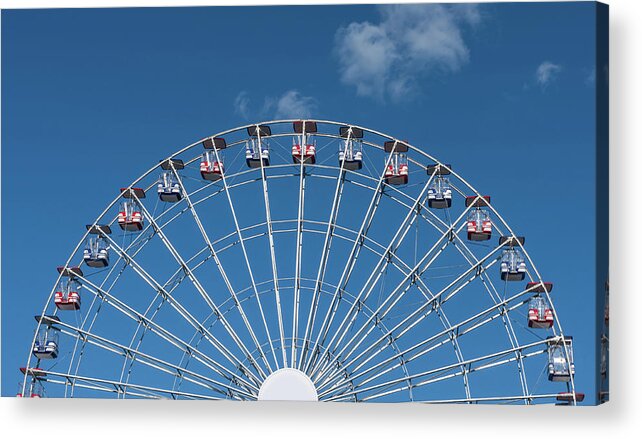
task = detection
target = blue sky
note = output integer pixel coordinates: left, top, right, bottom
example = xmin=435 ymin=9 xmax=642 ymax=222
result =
xmin=2 ymin=2 xmax=602 ymax=403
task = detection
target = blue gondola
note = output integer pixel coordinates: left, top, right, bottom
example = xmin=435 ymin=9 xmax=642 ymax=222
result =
xmin=547 ymin=336 xmax=574 ymax=382
xmin=428 ymin=177 xmax=452 ymax=208
xmin=427 ymin=165 xmax=452 ymax=208
xmin=32 ymin=327 xmax=59 ymax=360
xmin=157 ymin=171 xmax=182 ymax=202
xmin=500 ymin=248 xmax=526 ymax=281
xmin=246 ymin=139 xmax=270 ymax=168
xmin=83 ymin=235 xmax=110 ymax=268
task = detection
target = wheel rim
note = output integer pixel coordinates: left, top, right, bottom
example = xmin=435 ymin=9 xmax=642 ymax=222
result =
xmin=21 ymin=119 xmax=576 ymax=404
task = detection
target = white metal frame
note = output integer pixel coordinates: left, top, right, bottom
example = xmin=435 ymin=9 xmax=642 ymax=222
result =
xmin=22 ymin=119 xmax=576 ymax=404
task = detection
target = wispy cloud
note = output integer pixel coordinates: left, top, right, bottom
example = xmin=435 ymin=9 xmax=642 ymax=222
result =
xmin=273 ymin=90 xmax=317 ymax=119
xmin=334 ymin=4 xmax=481 ymax=102
xmin=585 ymin=67 xmax=596 ymax=85
xmin=233 ymin=89 xmax=317 ymax=120
xmin=234 ymin=91 xmax=251 ymax=119
xmin=535 ymin=61 xmax=562 ymax=88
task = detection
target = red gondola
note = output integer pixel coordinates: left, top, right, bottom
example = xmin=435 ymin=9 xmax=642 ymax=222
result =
xmin=527 ymin=296 xmax=554 ymax=328
xmin=384 ymin=153 xmax=408 ymax=185
xmin=466 ymin=210 xmax=492 ymax=241
xmin=200 ymin=150 xmax=224 ymax=181
xmin=292 ymin=136 xmax=316 ymax=164
xmin=118 ymin=188 xmax=145 ymax=231
xmin=17 ymin=380 xmax=43 ymax=398
xmin=54 ymin=278 xmax=81 ymax=311
xmin=118 ymin=200 xmax=144 ymax=231
xmin=465 ymin=196 xmax=492 ymax=241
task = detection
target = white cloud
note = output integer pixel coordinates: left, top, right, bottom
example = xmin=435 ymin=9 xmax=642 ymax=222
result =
xmin=234 ymin=91 xmax=250 ymax=119
xmin=260 ymin=96 xmax=276 ymax=116
xmin=335 ymin=21 xmax=396 ymax=100
xmin=273 ymin=90 xmax=317 ymax=119
xmin=334 ymin=4 xmax=480 ymax=101
xmin=453 ymin=3 xmax=482 ymax=26
xmin=234 ymin=90 xmax=317 ymax=120
xmin=536 ymin=61 xmax=562 ymax=88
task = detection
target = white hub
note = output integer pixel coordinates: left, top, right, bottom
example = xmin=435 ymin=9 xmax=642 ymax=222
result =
xmin=257 ymin=368 xmax=318 ymax=401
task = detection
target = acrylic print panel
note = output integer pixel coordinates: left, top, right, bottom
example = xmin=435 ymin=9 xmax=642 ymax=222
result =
xmin=1 ymin=1 xmax=608 ymax=405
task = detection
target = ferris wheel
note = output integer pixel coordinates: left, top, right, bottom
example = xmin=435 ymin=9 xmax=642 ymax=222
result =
xmin=20 ymin=119 xmax=582 ymax=404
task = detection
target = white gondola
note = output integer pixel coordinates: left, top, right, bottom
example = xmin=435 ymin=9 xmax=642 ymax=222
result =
xmin=54 ymin=278 xmax=81 ymax=310
xmin=465 ymin=196 xmax=492 ymax=241
xmin=32 ymin=327 xmax=59 ymax=360
xmin=338 ymin=139 xmax=363 ymax=170
xmin=384 ymin=153 xmax=409 ymax=185
xmin=547 ymin=336 xmax=574 ymax=382
xmin=292 ymin=135 xmax=316 ymax=164
xmin=246 ymin=139 xmax=270 ymax=168
xmin=157 ymin=171 xmax=182 ymax=202
xmin=200 ymin=151 xmax=224 ymax=181
xmin=83 ymin=235 xmax=110 ymax=268
xmin=500 ymin=248 xmax=526 ymax=281
xmin=118 ymin=199 xmax=144 ymax=231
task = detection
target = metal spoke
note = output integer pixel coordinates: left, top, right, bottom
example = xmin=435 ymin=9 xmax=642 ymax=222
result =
xmin=315 ymin=243 xmax=500 ymax=390
xmin=210 ymin=144 xmax=278 ymax=373
xmin=303 ymin=145 xmax=398 ymax=374
xmin=416 ymin=199 xmax=531 ymax=400
xmin=315 ymin=234 xmax=501 ymax=386
xmin=299 ymin=156 xmax=347 ymax=369
xmin=314 ymin=192 xmax=488 ymax=396
xmin=132 ymin=193 xmax=269 ymax=380
xmin=291 ymin=129 xmax=308 ymax=367
xmin=255 ymin=130 xmax=288 ymax=368
xmin=324 ymin=338 xmax=553 ymax=401
xmin=167 ymin=161 xmax=278 ymax=373
xmin=30 ymin=368 xmax=225 ymax=400
xmin=307 ymin=167 xmax=441 ymax=378
xmin=311 ymin=198 xmax=478 ymax=381
xmin=445 ymin=231 xmax=531 ymax=399
xmin=359 ymin=347 xmax=548 ymax=402
xmin=75 ymin=273 xmax=259 ymax=393
xmin=101 ymin=233 xmax=262 ymax=386
xmin=318 ymin=285 xmax=534 ymax=398
xmin=415 ymin=394 xmax=570 ymax=404
xmin=70 ymin=220 xmax=162 ymax=396
xmin=41 ymin=315 xmax=254 ymax=399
